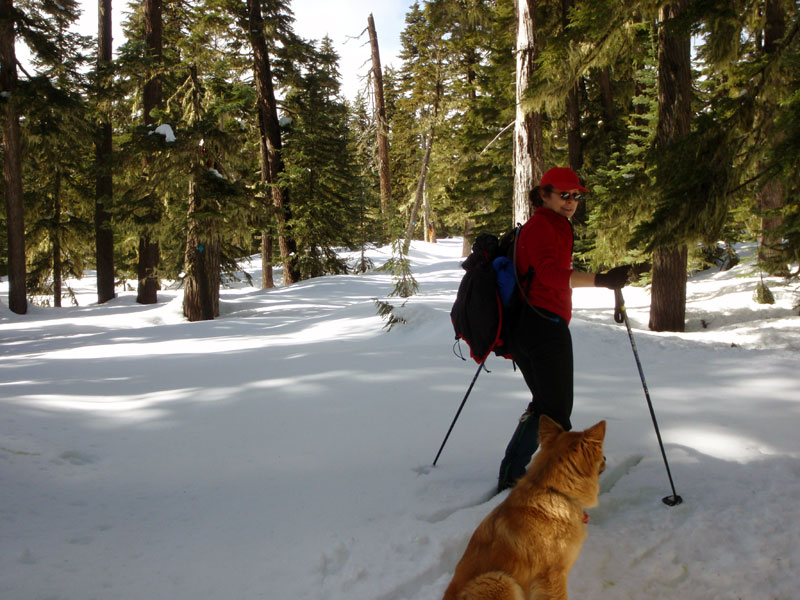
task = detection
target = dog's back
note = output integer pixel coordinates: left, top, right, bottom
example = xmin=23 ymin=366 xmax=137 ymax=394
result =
xmin=443 ymin=416 xmax=606 ymax=600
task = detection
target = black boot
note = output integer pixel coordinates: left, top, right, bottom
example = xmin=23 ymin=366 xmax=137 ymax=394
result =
xmin=497 ymin=406 xmax=540 ymax=493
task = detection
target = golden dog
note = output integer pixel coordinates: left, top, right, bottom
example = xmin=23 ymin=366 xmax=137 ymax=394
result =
xmin=443 ymin=415 xmax=606 ymax=600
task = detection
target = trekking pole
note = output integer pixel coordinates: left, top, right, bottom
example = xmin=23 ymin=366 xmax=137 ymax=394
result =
xmin=433 ymin=360 xmax=485 ymax=466
xmin=614 ymin=289 xmax=683 ymax=507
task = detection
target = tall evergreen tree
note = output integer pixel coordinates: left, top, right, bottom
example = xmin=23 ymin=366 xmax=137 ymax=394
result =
xmin=136 ymin=0 xmax=163 ymax=305
xmin=347 ymin=91 xmax=382 ymax=271
xmin=22 ymin=15 xmax=93 ymax=307
xmin=2 ymin=0 xmax=85 ymax=313
xmin=427 ymin=0 xmax=516 ymax=248
xmin=648 ymin=0 xmax=692 ymax=332
xmin=394 ymin=1 xmax=449 ymax=250
xmin=1 ymin=0 xmax=27 ymax=314
xmin=94 ymin=0 xmax=116 ymax=303
xmin=281 ymin=37 xmax=357 ymax=279
xmin=237 ymin=0 xmax=299 ymax=286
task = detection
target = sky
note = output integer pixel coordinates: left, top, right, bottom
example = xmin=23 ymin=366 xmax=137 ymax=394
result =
xmin=66 ymin=0 xmax=415 ymax=100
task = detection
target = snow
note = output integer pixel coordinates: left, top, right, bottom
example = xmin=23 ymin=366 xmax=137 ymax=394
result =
xmin=149 ymin=123 xmax=176 ymax=143
xmin=1 ymin=239 xmax=798 ymax=600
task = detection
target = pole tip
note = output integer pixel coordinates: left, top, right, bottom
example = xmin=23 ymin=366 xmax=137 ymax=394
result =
xmin=662 ymin=494 xmax=683 ymax=507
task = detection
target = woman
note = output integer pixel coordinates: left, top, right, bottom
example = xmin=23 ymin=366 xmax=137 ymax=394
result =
xmin=497 ymin=167 xmax=629 ymax=493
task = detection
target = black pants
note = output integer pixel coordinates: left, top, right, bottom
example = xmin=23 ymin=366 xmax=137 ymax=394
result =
xmin=498 ymin=305 xmax=573 ymax=491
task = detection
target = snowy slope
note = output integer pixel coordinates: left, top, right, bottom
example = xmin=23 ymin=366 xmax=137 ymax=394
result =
xmin=1 ymin=239 xmax=798 ymax=600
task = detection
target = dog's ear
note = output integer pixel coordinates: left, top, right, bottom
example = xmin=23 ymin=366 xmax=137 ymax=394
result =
xmin=538 ymin=414 xmax=563 ymax=446
xmin=583 ymin=420 xmax=606 ymax=444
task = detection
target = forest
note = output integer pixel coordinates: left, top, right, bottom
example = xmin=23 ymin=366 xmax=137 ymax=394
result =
xmin=1 ymin=0 xmax=798 ymax=331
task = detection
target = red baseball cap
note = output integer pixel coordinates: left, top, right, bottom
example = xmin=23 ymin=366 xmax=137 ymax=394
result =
xmin=540 ymin=167 xmax=589 ymax=192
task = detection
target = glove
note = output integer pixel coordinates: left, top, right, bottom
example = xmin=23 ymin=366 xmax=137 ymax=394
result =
xmin=595 ymin=265 xmax=631 ymax=290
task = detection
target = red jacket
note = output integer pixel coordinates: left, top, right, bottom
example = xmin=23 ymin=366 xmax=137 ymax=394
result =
xmin=515 ymin=206 xmax=574 ymax=323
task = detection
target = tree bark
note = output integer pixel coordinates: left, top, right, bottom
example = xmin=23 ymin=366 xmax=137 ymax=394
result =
xmin=650 ymin=1 xmax=691 ymax=332
xmin=368 ymin=14 xmax=392 ymax=217
xmin=53 ymin=172 xmax=62 ymax=308
xmin=597 ymin=66 xmax=615 ymax=125
xmin=260 ymin=233 xmax=274 ymax=289
xmin=462 ymin=219 xmax=473 ymax=258
xmin=246 ymin=0 xmax=297 ymax=286
xmin=183 ymin=65 xmax=220 ymax=322
xmin=1 ymin=0 xmax=27 ymax=314
xmin=757 ymin=0 xmax=787 ymax=275
xmin=183 ymin=179 xmax=220 ymax=322
xmin=561 ymin=0 xmax=582 ymax=170
xmin=561 ymin=0 xmax=585 ymax=226
xmin=95 ymin=0 xmax=115 ymax=304
xmin=513 ymin=0 xmax=544 ymax=226
xmin=137 ymin=0 xmax=162 ymax=304
xmin=404 ymin=132 xmax=433 ymax=253
xmin=650 ymin=244 xmax=687 ymax=330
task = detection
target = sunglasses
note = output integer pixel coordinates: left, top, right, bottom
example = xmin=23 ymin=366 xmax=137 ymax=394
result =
xmin=556 ymin=191 xmax=584 ymax=201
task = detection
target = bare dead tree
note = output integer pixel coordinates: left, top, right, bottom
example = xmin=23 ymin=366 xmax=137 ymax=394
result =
xmin=368 ymin=13 xmax=392 ymax=218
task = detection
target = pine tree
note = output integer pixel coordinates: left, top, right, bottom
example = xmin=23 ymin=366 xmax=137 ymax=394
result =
xmin=94 ymin=0 xmax=116 ymax=304
xmin=2 ymin=0 xmax=87 ymax=312
xmin=1 ymin=0 xmax=28 ymax=314
xmin=280 ymin=37 xmax=358 ymax=279
xmin=236 ymin=0 xmax=300 ymax=286
xmin=134 ymin=0 xmax=164 ymax=305
xmin=392 ymin=1 xmax=452 ymax=251
xmin=22 ymin=20 xmax=94 ymax=307
xmin=428 ymin=0 xmax=516 ymax=247
xmin=346 ymin=91 xmax=381 ymax=272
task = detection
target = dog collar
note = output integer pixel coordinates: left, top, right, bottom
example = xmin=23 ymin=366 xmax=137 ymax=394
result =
xmin=583 ymin=511 xmax=589 ymax=524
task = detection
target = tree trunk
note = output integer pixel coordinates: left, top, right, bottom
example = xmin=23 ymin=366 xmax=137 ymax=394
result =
xmin=462 ymin=218 xmax=473 ymax=257
xmin=95 ymin=0 xmax=115 ymax=304
xmin=567 ymin=80 xmax=588 ymax=226
xmin=368 ymin=14 xmax=391 ymax=218
xmin=137 ymin=0 xmax=162 ymax=304
xmin=597 ymin=66 xmax=615 ymax=125
xmin=561 ymin=0 xmax=582 ymax=170
xmin=561 ymin=0 xmax=585 ymax=227
xmin=183 ymin=178 xmax=220 ymax=322
xmin=52 ymin=172 xmax=62 ymax=308
xmin=260 ymin=234 xmax=274 ymax=289
xmin=757 ymin=0 xmax=787 ymax=275
xmin=183 ymin=66 xmax=220 ymax=322
xmin=246 ymin=0 xmax=297 ymax=286
xmin=649 ymin=245 xmax=687 ymax=331
xmin=513 ymin=0 xmax=544 ymax=226
xmin=1 ymin=0 xmax=27 ymax=314
xmin=565 ymin=82 xmax=582 ymax=174
xmin=758 ymin=179 xmax=787 ymax=274
xmin=423 ymin=187 xmax=435 ymax=242
xmin=650 ymin=1 xmax=691 ymax=332
xmin=404 ymin=132 xmax=433 ymax=254
xmin=137 ymin=235 xmax=159 ymax=302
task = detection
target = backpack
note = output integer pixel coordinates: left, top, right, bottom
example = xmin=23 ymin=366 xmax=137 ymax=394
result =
xmin=450 ymin=225 xmax=532 ymax=364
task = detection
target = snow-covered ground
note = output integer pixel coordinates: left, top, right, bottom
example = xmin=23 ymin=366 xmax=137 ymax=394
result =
xmin=1 ymin=239 xmax=798 ymax=600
